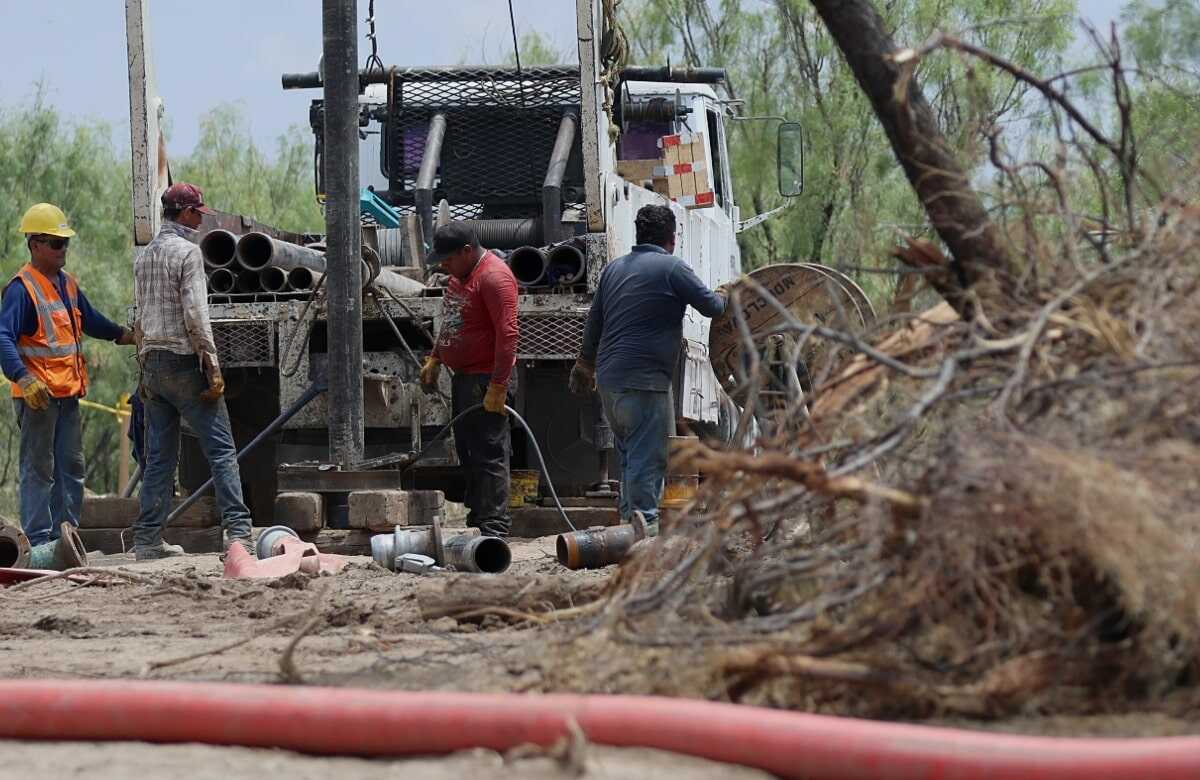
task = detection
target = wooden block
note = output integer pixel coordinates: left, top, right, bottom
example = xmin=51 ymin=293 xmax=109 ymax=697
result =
xmin=274 ymin=492 xmax=323 ymax=532
xmin=407 ymin=490 xmax=445 ymax=525
xmin=80 ymin=495 xmax=217 ymax=529
xmin=680 ymin=171 xmax=697 ymax=196
xmin=652 ymin=176 xmax=671 ymax=197
xmin=509 ymin=507 xmax=620 ymax=538
xmin=678 ymin=141 xmax=694 ymax=164
xmin=347 ymin=489 xmax=410 ymax=531
xmin=689 ymin=138 xmax=706 ymax=164
xmin=693 ymin=168 xmax=711 ymax=195
xmin=298 ymin=529 xmax=374 ymax=557
xmin=78 ymin=526 xmax=223 ymax=555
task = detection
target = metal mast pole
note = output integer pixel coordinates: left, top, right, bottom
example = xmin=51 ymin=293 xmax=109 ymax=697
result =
xmin=322 ymin=0 xmax=364 ymax=467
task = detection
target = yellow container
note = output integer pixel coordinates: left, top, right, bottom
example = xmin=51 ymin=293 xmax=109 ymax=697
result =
xmin=509 ymin=469 xmax=540 ymax=509
xmin=662 ymin=474 xmax=699 ymax=503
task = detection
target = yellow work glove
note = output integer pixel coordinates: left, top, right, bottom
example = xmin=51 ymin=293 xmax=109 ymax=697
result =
xmin=17 ymin=375 xmax=51 ymax=411
xmin=419 ymin=356 xmax=441 ymax=388
xmin=568 ymin=358 xmax=595 ymax=397
xmin=199 ymin=351 xmax=225 ymax=402
xmin=483 ymin=382 xmax=508 ymax=416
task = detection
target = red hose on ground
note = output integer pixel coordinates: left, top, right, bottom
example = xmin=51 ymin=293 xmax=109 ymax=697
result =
xmin=1 ymin=679 xmax=1197 ymax=779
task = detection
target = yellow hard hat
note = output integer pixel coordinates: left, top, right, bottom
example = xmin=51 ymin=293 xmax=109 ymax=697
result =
xmin=18 ymin=203 xmax=76 ymax=238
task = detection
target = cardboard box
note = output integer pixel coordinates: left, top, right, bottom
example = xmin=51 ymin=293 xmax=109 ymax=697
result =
xmin=654 ymin=131 xmax=716 ymax=208
xmin=652 ymin=160 xmax=706 ymax=177
xmin=617 ymin=159 xmax=658 ymax=184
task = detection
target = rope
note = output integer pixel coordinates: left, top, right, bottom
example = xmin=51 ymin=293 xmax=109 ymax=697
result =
xmin=0 ymin=376 xmax=129 ymax=419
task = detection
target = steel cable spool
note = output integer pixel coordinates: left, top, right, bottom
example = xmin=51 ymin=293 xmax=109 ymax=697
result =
xmin=708 ymin=264 xmax=876 ymax=418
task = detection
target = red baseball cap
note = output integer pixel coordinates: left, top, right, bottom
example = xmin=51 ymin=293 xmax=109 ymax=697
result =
xmin=161 ymin=183 xmax=215 ymax=215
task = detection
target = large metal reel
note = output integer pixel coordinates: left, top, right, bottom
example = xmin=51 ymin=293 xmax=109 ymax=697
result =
xmin=708 ymin=264 xmax=875 ymax=413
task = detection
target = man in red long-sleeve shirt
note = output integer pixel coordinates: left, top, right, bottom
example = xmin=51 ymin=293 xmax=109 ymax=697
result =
xmin=420 ymin=223 xmax=519 ymax=537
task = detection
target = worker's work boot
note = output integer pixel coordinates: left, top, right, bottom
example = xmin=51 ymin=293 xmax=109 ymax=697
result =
xmin=223 ymin=533 xmax=255 ymax=559
xmin=134 ymin=540 xmax=185 ymax=561
xmin=478 ymin=519 xmax=511 ymax=539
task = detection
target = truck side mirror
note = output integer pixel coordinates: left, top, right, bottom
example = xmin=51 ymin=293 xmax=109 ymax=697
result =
xmin=777 ymin=122 xmax=804 ymax=198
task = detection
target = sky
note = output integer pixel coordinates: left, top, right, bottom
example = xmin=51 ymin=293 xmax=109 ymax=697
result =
xmin=0 ymin=0 xmax=1126 ymax=159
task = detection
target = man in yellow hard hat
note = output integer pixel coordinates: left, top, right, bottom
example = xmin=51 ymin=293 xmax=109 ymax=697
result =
xmin=0 ymin=203 xmax=135 ymax=547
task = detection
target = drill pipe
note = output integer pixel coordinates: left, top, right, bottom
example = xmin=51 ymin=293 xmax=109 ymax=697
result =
xmin=508 ymin=246 xmax=548 ymax=287
xmin=545 ymin=243 xmax=586 ymax=285
xmin=208 ymin=268 xmax=237 ymax=294
xmin=370 ymin=526 xmax=507 ymax=574
xmin=235 ymin=270 xmax=261 ymax=294
xmin=443 ymin=534 xmax=511 ymax=574
xmin=556 ymin=514 xmax=647 ymax=570
xmin=259 ymin=266 xmax=290 ymax=293
xmin=200 ymin=229 xmax=238 ymax=270
xmin=287 ymin=267 xmax=315 ymax=291
xmin=236 ymin=232 xmax=326 ymax=273
xmin=238 ymin=233 xmax=423 ymax=297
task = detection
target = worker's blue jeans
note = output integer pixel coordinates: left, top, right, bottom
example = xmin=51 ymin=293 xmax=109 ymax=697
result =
xmin=598 ymin=387 xmax=671 ymax=524
xmin=12 ymin=396 xmax=84 ymax=546
xmin=134 ymin=351 xmax=252 ymax=549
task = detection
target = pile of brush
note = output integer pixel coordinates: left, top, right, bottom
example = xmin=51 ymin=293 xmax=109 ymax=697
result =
xmin=572 ymin=32 xmax=1200 ymax=721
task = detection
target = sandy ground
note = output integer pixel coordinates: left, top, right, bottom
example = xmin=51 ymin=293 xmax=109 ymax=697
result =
xmin=0 ymin=535 xmax=778 ymax=778
xmin=2 ymin=530 xmax=1198 ymax=777
xmin=0 ymin=743 xmax=771 ymax=780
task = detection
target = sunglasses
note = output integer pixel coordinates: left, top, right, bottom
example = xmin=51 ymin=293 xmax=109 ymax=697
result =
xmin=35 ymin=237 xmax=70 ymax=250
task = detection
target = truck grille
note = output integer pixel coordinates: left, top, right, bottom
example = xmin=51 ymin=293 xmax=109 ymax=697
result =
xmin=213 ymin=320 xmax=274 ymax=368
xmin=517 ymin=314 xmax=585 ymax=361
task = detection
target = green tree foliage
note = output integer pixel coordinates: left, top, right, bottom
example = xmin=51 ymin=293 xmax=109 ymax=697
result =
xmin=0 ymin=97 xmax=319 ymax=516
xmin=1120 ymin=0 xmax=1200 ymax=193
xmin=174 ymin=102 xmax=323 ymax=234
xmin=620 ymin=0 xmax=1076 ymax=297
xmin=505 ymin=30 xmax=569 ymax=65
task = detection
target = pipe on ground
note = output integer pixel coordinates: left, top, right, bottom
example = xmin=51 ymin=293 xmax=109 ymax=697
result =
xmin=442 ymin=534 xmax=511 ymax=574
xmin=200 ymin=229 xmax=239 ymax=270
xmin=556 ymin=517 xmax=644 ymax=570
xmin=208 ymin=268 xmax=236 ymax=294
xmin=545 ymin=243 xmax=586 ymax=286
xmin=0 ymin=524 xmax=31 ymax=568
xmin=507 ymin=246 xmax=548 ymax=287
xmin=2 ymin=680 xmax=1199 ymax=779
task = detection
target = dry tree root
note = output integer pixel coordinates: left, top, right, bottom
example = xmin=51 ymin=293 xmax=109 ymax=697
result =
xmin=278 ymin=583 xmax=329 ymax=684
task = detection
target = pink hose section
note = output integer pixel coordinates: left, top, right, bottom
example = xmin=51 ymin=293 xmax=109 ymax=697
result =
xmin=1 ymin=680 xmax=1198 ymax=779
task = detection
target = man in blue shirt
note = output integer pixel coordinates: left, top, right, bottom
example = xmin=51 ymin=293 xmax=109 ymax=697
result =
xmin=572 ymin=205 xmax=727 ymax=533
xmin=0 ymin=203 xmax=134 ymax=546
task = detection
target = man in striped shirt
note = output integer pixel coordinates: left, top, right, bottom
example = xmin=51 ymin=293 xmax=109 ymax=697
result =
xmin=132 ymin=183 xmax=252 ymax=561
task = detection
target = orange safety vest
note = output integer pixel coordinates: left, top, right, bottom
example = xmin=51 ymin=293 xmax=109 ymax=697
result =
xmin=9 ymin=263 xmax=88 ymax=399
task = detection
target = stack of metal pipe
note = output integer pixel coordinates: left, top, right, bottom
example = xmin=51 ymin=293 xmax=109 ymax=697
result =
xmin=200 ymin=230 xmax=324 ymax=296
xmin=504 ymin=241 xmax=587 ymax=289
xmin=200 ymin=229 xmax=425 ymax=299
